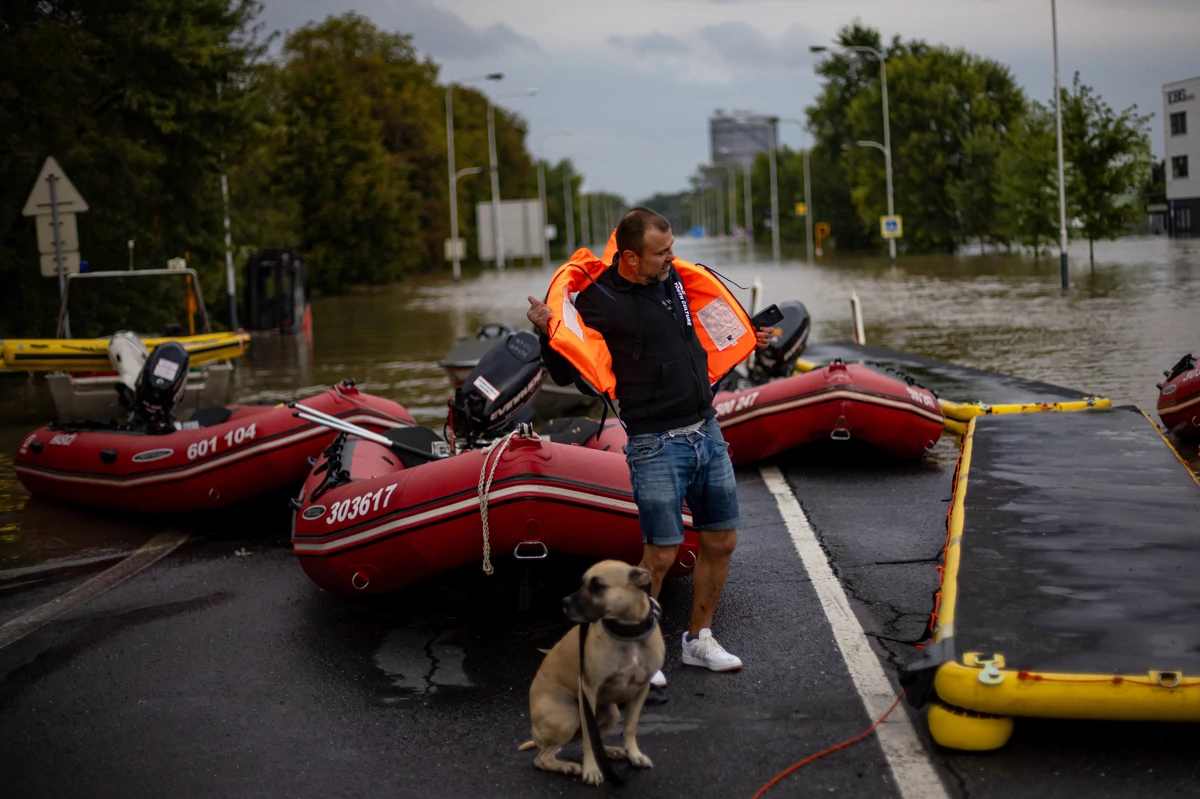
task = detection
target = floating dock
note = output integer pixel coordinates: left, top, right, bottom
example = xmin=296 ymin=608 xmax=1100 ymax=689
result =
xmin=903 ymin=406 xmax=1200 ymax=749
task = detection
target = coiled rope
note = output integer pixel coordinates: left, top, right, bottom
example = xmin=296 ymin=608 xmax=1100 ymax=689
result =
xmin=477 ymin=423 xmax=539 ymax=575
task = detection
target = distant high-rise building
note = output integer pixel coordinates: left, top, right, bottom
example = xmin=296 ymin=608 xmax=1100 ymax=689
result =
xmin=1165 ymin=76 xmax=1198 ymax=236
xmin=709 ymin=110 xmax=778 ymax=170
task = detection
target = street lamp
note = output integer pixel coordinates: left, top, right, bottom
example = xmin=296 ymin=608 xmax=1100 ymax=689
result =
xmin=701 ymin=166 xmax=728 ymax=237
xmin=487 ymin=88 xmax=539 ymax=269
xmin=1051 ymin=0 xmax=1069 ymax=288
xmin=718 ymin=146 xmax=752 ymax=258
xmin=537 ymin=129 xmax=574 ymax=265
xmin=449 ymin=166 xmax=487 ymax=278
xmin=446 ymin=72 xmax=503 ymax=282
xmin=715 ymin=149 xmax=734 ymax=236
xmin=779 ymin=118 xmax=814 ymax=263
xmin=811 ymin=44 xmax=896 ymax=264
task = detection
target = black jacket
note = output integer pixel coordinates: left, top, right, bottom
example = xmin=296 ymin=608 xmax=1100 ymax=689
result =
xmin=540 ymin=262 xmax=715 ymax=436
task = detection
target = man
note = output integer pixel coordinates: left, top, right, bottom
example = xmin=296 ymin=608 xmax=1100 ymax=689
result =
xmin=527 ymin=207 xmax=771 ymax=699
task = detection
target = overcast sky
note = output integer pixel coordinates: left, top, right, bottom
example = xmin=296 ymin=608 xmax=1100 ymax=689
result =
xmin=260 ymin=0 xmax=1200 ymax=202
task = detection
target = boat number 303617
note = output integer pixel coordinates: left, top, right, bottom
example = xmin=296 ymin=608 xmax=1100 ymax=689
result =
xmin=186 ymin=423 xmax=258 ymax=460
xmin=326 ymin=484 xmax=397 ymax=525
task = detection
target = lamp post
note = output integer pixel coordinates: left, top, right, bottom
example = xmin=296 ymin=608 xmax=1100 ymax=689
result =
xmin=580 ymin=190 xmax=590 ymax=249
xmin=844 ymin=140 xmax=892 ymax=260
xmin=486 ymin=88 xmax=538 ymax=269
xmin=811 ymin=44 xmax=895 ymax=264
xmin=1051 ymin=0 xmax=1069 ymax=288
xmin=768 ymin=126 xmax=780 ymax=261
xmin=562 ymin=161 xmax=575 ymax=254
xmin=450 ymin=166 xmax=486 ymax=278
xmin=714 ymin=159 xmax=738 ymax=237
xmin=446 ymin=73 xmax=503 ymax=282
xmin=780 ymin=118 xmax=814 ymax=263
xmin=537 ymin=128 xmax=574 ymax=265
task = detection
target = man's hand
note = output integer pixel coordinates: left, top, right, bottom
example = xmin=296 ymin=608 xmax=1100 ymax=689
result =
xmin=527 ymin=296 xmax=552 ymax=335
xmin=754 ymin=326 xmax=774 ymax=352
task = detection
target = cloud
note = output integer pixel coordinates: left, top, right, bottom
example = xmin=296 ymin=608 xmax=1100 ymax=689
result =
xmin=607 ymin=32 xmax=693 ymax=53
xmin=396 ymin=1 xmax=540 ymax=59
xmin=697 ymin=21 xmax=816 ymax=69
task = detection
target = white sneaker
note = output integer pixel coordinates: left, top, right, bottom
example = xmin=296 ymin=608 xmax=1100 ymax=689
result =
xmin=681 ymin=629 xmax=742 ymax=672
xmin=650 ymin=669 xmax=668 ymax=688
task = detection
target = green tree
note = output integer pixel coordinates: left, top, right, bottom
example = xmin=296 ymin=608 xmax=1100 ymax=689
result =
xmin=842 ymin=45 xmax=1024 ymax=252
xmin=803 ymin=22 xmax=928 ymax=251
xmin=272 ymin=15 xmax=425 ymax=292
xmin=994 ymin=103 xmax=1060 ymax=253
xmin=948 ymin=126 xmax=1004 ymax=253
xmin=1061 ymin=73 xmax=1153 ymax=263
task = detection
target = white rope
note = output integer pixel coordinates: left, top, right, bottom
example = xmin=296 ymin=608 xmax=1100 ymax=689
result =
xmin=477 ymin=424 xmax=539 ymax=575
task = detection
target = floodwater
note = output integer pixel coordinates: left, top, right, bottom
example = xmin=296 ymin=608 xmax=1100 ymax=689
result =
xmin=1 ymin=234 xmax=1197 ymax=574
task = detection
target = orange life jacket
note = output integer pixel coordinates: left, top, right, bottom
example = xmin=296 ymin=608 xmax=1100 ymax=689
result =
xmin=543 ymin=231 xmax=756 ymax=400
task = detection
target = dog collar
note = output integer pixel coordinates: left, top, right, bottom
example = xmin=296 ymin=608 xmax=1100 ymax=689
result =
xmin=600 ymin=597 xmax=662 ymax=643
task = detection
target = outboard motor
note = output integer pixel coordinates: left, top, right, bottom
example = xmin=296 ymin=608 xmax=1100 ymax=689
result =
xmin=109 ymin=331 xmax=149 ymax=410
xmin=449 ymin=331 xmax=543 ymax=448
xmin=750 ymin=301 xmax=811 ymax=384
xmin=132 ymin=341 xmax=190 ymax=433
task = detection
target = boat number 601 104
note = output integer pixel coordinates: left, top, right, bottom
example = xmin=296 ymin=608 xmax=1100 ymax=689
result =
xmin=186 ymin=423 xmax=257 ymax=460
xmin=326 ymin=484 xmax=397 ymax=525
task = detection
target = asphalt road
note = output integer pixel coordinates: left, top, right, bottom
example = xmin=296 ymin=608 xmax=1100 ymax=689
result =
xmin=2 ymin=431 xmax=1199 ymax=797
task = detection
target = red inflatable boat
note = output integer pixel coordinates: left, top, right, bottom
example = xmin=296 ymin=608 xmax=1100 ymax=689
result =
xmin=14 ymin=382 xmax=413 ymax=513
xmin=550 ymin=360 xmax=944 ymax=463
xmin=291 ymin=426 xmax=699 ymax=596
xmin=1158 ymin=354 xmax=1200 ymax=441
xmin=291 ymin=330 xmax=701 ymax=595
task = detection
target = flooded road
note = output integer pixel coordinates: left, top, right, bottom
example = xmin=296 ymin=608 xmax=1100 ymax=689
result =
xmin=1 ymin=234 xmax=1197 ymax=574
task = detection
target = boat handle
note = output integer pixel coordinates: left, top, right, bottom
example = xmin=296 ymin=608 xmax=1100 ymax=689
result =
xmin=677 ymin=549 xmax=698 ymax=569
xmin=513 ymin=541 xmax=549 ymax=560
xmin=351 ymin=571 xmax=370 ymax=590
xmin=830 ymin=428 xmax=851 ymax=441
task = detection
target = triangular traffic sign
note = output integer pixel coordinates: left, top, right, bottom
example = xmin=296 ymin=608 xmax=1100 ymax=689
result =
xmin=22 ymin=156 xmax=88 ymax=216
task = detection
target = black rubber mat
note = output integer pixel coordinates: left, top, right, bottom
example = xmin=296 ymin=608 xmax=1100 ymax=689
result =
xmin=954 ymin=407 xmax=1200 ymax=674
xmin=803 ymin=342 xmax=1092 ymax=404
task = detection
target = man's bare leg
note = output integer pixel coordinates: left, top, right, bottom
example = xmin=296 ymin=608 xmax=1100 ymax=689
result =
xmin=688 ymin=528 xmax=737 ymax=637
xmin=639 ymin=543 xmax=679 ymax=599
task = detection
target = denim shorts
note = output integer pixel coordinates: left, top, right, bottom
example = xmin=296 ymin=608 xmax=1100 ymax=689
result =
xmin=623 ymin=416 xmax=743 ymax=547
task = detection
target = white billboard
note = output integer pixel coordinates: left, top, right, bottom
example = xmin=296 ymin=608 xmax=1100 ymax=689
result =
xmin=476 ymin=199 xmax=543 ymax=262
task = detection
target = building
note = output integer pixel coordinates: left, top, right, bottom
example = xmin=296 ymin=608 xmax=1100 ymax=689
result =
xmin=1164 ymin=76 xmax=1199 ymax=236
xmin=709 ymin=110 xmax=778 ymax=170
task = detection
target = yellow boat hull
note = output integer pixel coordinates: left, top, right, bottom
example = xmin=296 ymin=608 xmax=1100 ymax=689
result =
xmin=0 ymin=331 xmax=250 ymax=372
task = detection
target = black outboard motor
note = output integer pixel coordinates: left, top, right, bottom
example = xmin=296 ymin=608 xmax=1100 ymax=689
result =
xmin=132 ymin=341 xmax=190 ymax=433
xmin=750 ymin=301 xmax=811 ymax=384
xmin=449 ymin=331 xmax=543 ymax=448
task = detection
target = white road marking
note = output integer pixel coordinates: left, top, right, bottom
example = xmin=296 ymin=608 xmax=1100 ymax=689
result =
xmin=759 ymin=466 xmax=947 ymax=799
xmin=0 ymin=530 xmax=188 ymax=650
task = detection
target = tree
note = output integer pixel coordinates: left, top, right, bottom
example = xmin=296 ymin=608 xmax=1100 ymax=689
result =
xmin=842 ymin=45 xmax=1024 ymax=253
xmin=803 ymin=22 xmax=928 ymax=251
xmin=994 ymin=103 xmax=1060 ymax=253
xmin=272 ymin=15 xmax=421 ymax=292
xmin=948 ymin=126 xmax=1004 ymax=253
xmin=1061 ymin=73 xmax=1153 ymax=263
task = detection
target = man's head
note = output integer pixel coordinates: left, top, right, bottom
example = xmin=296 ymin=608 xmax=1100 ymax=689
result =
xmin=615 ymin=207 xmax=674 ymax=285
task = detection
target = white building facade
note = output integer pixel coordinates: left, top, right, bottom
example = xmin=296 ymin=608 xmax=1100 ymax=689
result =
xmin=1164 ymin=76 xmax=1199 ymax=235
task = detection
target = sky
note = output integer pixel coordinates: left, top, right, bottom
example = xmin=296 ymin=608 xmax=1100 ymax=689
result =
xmin=259 ymin=0 xmax=1200 ymax=203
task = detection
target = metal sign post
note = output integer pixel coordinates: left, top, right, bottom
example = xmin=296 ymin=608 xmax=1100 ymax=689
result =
xmin=23 ymin=157 xmax=89 ymax=337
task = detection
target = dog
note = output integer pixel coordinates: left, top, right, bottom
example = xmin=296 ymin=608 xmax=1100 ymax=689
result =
xmin=519 ymin=560 xmax=665 ymax=785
